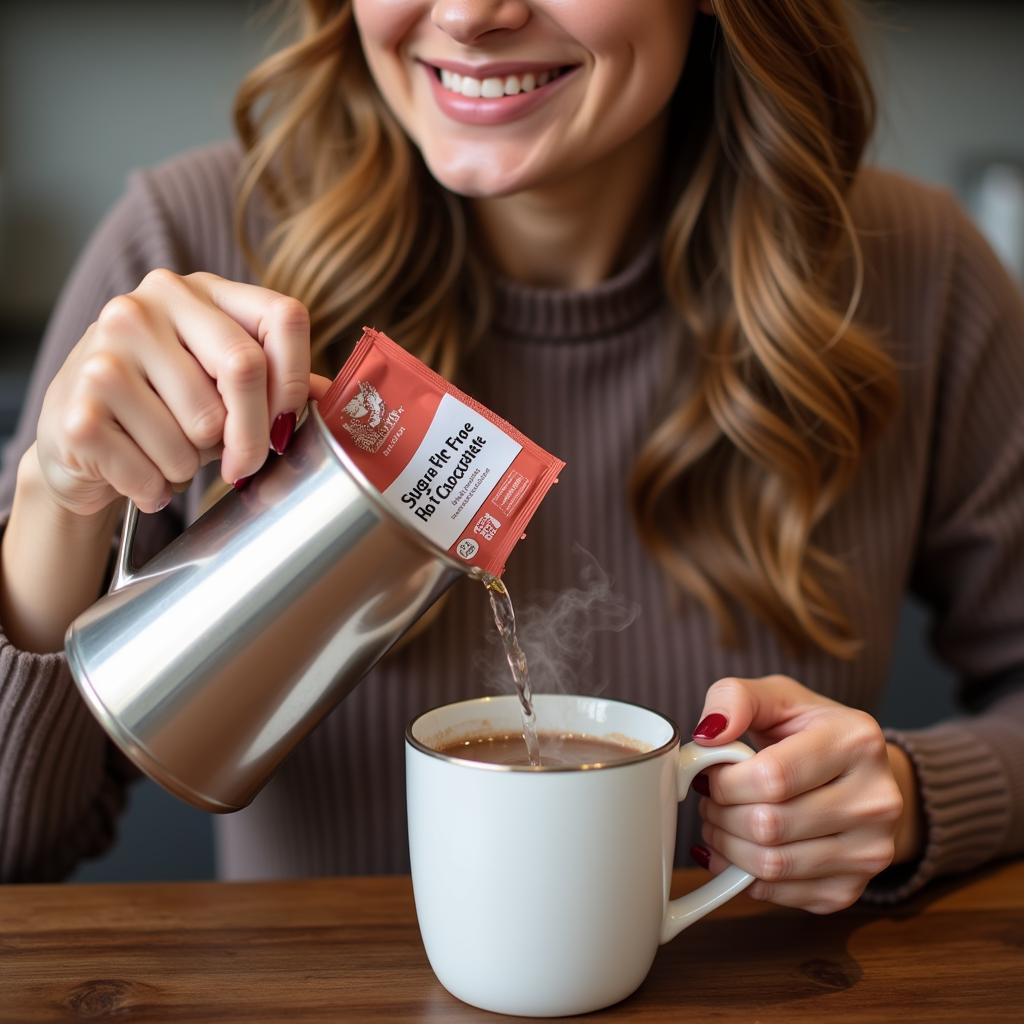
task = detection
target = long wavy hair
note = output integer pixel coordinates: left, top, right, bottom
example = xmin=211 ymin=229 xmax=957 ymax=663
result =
xmin=233 ymin=0 xmax=898 ymax=659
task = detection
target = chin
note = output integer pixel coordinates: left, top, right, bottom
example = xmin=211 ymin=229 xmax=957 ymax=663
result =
xmin=423 ymin=165 xmax=530 ymax=200
xmin=419 ymin=148 xmax=548 ymax=199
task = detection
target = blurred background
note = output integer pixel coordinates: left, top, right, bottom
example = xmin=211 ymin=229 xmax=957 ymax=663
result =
xmin=0 ymin=1 xmax=1022 ymax=883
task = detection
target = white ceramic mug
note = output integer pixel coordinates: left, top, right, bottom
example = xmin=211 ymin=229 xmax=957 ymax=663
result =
xmin=406 ymin=694 xmax=756 ymax=1017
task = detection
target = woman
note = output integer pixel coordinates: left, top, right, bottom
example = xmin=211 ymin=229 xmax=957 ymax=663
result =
xmin=1 ymin=0 xmax=1022 ymax=913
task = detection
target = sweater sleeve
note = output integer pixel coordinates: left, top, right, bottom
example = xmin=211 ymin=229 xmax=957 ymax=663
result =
xmin=0 ymin=170 xmax=187 ymax=882
xmin=865 ymin=195 xmax=1024 ymax=903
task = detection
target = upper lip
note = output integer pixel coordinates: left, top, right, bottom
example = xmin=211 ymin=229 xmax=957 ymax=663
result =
xmin=418 ymin=58 xmax=576 ymax=79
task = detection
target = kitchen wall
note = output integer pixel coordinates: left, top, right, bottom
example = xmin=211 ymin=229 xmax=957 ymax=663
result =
xmin=0 ymin=2 xmax=1022 ymax=882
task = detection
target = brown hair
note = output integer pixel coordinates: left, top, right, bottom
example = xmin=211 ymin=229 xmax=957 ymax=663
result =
xmin=233 ymin=0 xmax=897 ymax=658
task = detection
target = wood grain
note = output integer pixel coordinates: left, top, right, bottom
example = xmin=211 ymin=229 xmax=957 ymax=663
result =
xmin=3 ymin=863 xmax=1023 ymax=1022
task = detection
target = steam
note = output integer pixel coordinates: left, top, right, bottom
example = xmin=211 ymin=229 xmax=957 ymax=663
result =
xmin=478 ymin=546 xmax=640 ymax=697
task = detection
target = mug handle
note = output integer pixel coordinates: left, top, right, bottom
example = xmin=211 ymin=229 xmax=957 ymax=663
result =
xmin=660 ymin=739 xmax=757 ymax=943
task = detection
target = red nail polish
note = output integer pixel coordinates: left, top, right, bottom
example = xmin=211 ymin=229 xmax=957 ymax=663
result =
xmin=692 ymin=772 xmax=711 ymax=798
xmin=233 ymin=476 xmax=250 ymax=491
xmin=693 ymin=713 xmax=728 ymax=740
xmin=690 ymin=844 xmax=711 ymax=870
xmin=270 ymin=411 xmax=296 ymax=455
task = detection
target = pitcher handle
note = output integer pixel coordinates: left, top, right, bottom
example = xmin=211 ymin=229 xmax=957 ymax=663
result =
xmin=660 ymin=739 xmax=757 ymax=943
xmin=109 ymin=498 xmax=141 ymax=593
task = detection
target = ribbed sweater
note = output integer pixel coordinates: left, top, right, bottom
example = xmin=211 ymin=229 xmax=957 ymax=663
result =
xmin=1 ymin=143 xmax=1023 ymax=902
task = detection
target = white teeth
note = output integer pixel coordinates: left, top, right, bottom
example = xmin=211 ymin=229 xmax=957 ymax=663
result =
xmin=436 ymin=67 xmax=562 ymax=98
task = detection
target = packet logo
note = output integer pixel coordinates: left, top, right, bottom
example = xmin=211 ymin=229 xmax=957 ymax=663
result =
xmin=340 ymin=381 xmax=400 ymax=453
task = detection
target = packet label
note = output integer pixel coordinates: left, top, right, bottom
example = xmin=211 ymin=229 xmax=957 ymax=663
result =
xmin=319 ymin=328 xmax=564 ymax=575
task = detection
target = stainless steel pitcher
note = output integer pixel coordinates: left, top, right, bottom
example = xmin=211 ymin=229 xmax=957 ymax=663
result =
xmin=64 ymin=402 xmax=471 ymax=812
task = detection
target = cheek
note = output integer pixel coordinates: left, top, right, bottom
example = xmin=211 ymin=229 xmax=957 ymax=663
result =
xmin=563 ymin=0 xmax=695 ymax=44
xmin=352 ymin=0 xmax=428 ymax=131
xmin=352 ymin=0 xmax=424 ymax=56
xmin=565 ymin=41 xmax=691 ymax=168
xmin=569 ymin=0 xmax=694 ymax=80
xmin=558 ymin=2 xmax=695 ymax=128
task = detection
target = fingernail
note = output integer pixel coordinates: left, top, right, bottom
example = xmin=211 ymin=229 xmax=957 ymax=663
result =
xmin=270 ymin=411 xmax=296 ymax=455
xmin=155 ymin=495 xmax=171 ymax=512
xmin=690 ymin=844 xmax=711 ymax=870
xmin=233 ymin=476 xmax=250 ymax=491
xmin=692 ymin=772 xmax=711 ymax=798
xmin=693 ymin=713 xmax=728 ymax=740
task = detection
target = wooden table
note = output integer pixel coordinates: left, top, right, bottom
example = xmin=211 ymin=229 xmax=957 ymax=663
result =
xmin=3 ymin=862 xmax=1023 ymax=1022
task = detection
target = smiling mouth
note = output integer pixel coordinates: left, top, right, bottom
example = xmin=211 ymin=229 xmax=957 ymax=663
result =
xmin=430 ymin=65 xmax=577 ymax=99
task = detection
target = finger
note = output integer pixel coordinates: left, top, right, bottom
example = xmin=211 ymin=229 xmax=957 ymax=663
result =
xmin=309 ymin=373 xmax=333 ymax=403
xmin=65 ymin=400 xmax=171 ymax=514
xmin=298 ymin=373 xmax=334 ymax=432
xmin=701 ymin=717 xmax=861 ymax=806
xmin=138 ymin=273 xmax=271 ymax=482
xmin=701 ymin=819 xmax=895 ymax=884
xmin=186 ymin=272 xmax=311 ymax=420
xmin=702 ymin=820 xmax=841 ymax=881
xmin=716 ymin=849 xmax=868 ymax=913
xmin=740 ymin=866 xmax=868 ymax=916
xmin=92 ymin=292 xmax=228 ymax=459
xmin=692 ymin=675 xmax=837 ymax=747
xmin=699 ymin=776 xmax=860 ymax=845
xmin=129 ymin=312 xmax=228 ymax=454
xmin=91 ymin=354 xmax=201 ymax=485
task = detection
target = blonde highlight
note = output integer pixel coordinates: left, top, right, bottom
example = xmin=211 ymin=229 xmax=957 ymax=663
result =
xmin=233 ymin=0 xmax=897 ymax=658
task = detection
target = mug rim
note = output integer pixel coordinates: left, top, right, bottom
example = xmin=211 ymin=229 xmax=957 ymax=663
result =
xmin=310 ymin=400 xmax=475 ymax=579
xmin=405 ymin=693 xmax=681 ymax=773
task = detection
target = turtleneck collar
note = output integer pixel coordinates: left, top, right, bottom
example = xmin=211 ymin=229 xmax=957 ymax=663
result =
xmin=489 ymin=234 xmax=663 ymax=342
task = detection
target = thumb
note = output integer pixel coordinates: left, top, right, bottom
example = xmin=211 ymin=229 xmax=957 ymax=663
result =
xmin=691 ymin=676 xmax=762 ymax=746
xmin=308 ymin=372 xmax=334 ymax=403
xmin=692 ymin=674 xmax=823 ymax=746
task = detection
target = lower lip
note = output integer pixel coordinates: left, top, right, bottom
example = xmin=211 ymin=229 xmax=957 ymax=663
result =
xmin=422 ymin=64 xmax=579 ymax=127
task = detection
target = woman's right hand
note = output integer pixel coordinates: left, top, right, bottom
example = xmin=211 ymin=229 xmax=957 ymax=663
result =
xmin=35 ymin=270 xmax=333 ymax=517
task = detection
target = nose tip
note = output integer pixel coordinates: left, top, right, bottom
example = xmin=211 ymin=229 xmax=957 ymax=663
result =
xmin=431 ymin=0 xmax=529 ymax=45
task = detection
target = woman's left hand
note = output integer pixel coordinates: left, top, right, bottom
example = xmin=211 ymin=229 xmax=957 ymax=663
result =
xmin=690 ymin=675 xmax=925 ymax=914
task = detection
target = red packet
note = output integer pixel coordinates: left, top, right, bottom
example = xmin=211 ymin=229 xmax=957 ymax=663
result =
xmin=319 ymin=327 xmax=564 ymax=576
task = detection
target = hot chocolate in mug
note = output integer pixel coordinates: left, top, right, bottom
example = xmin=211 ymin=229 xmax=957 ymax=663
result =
xmin=406 ymin=694 xmax=757 ymax=1017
